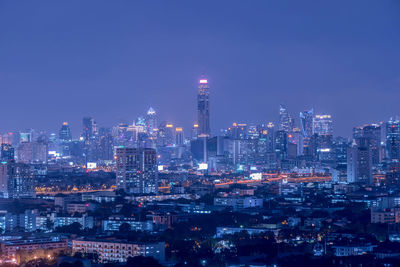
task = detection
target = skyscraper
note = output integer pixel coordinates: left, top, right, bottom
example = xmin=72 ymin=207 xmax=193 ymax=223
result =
xmin=313 ymin=114 xmax=333 ymax=135
xmin=361 ymin=124 xmax=382 ymax=165
xmin=82 ymin=117 xmax=96 ymax=145
xmin=279 ymin=104 xmax=294 ymax=132
xmin=274 ymin=130 xmax=288 ymax=160
xmin=0 ymin=161 xmax=35 ymax=198
xmin=146 ymin=107 xmax=157 ymax=136
xmin=300 ymin=108 xmax=314 ymax=138
xmin=175 ymin=127 xmax=184 ymax=146
xmin=197 ymin=77 xmax=210 ymax=137
xmin=191 ymin=124 xmax=199 ymax=140
xmin=1 ymin=144 xmax=14 ymax=161
xmin=116 ymin=147 xmax=158 ymax=194
xmin=386 ymin=117 xmax=400 ymax=161
xmin=347 ymin=138 xmax=372 ymax=184
xmin=59 ymin=122 xmax=72 ymax=142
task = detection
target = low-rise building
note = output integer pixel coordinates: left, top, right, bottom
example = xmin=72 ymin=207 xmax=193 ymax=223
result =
xmin=72 ymin=239 xmax=165 ymax=263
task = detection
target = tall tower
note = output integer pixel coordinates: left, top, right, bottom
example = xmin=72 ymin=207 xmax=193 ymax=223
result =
xmin=146 ymin=107 xmax=157 ymax=136
xmin=59 ymin=122 xmax=72 ymax=142
xmin=279 ymin=104 xmax=294 ymax=132
xmin=197 ymin=77 xmax=210 ymax=137
xmin=299 ymin=108 xmax=314 ymax=138
xmin=312 ymin=115 xmax=333 ymax=135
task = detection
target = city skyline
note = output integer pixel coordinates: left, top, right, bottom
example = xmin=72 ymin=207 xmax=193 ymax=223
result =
xmin=2 ymin=2 xmax=400 ymax=266
xmin=1 ymin=1 xmax=400 ymax=136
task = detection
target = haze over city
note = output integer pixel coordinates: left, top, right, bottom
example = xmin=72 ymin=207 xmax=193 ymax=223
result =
xmin=1 ymin=1 xmax=400 ymax=136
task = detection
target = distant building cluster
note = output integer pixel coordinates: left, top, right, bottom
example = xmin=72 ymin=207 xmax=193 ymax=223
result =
xmin=2 ymin=76 xmax=400 ymax=266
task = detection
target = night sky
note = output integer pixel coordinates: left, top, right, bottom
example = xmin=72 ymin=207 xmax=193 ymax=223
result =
xmin=1 ymin=1 xmax=400 ymax=137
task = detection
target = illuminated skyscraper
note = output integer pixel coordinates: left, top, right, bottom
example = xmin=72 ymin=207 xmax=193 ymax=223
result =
xmin=279 ymin=104 xmax=294 ymax=132
xmin=82 ymin=117 xmax=96 ymax=145
xmin=175 ymin=127 xmax=184 ymax=146
xmin=146 ymin=107 xmax=157 ymax=136
xmin=59 ymin=122 xmax=72 ymax=142
xmin=300 ymin=109 xmax=314 ymax=138
xmin=197 ymin=77 xmax=210 ymax=137
xmin=191 ymin=124 xmax=199 ymax=140
xmin=313 ymin=114 xmax=333 ymax=135
xmin=347 ymin=138 xmax=372 ymax=184
xmin=386 ymin=117 xmax=400 ymax=161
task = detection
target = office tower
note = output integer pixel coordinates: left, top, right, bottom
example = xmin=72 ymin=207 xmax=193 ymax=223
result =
xmin=0 ymin=162 xmax=7 ymax=197
xmin=0 ymin=161 xmax=35 ymax=198
xmin=386 ymin=118 xmax=400 ymax=161
xmin=227 ymin=123 xmax=247 ymax=140
xmin=347 ymin=138 xmax=372 ymax=184
xmin=333 ymin=137 xmax=350 ymax=167
xmin=279 ymin=104 xmax=294 ymax=132
xmin=333 ymin=137 xmax=350 ymax=183
xmin=116 ymin=147 xmax=158 ymax=194
xmin=191 ymin=124 xmax=199 ymax=140
xmin=1 ymin=144 xmax=14 ymax=161
xmin=59 ymin=122 xmax=72 ymax=142
xmin=274 ymin=130 xmax=288 ymax=160
xmin=352 ymin=127 xmax=364 ymax=139
xmin=266 ymin=122 xmax=275 ymax=153
xmin=156 ymin=122 xmax=174 ymax=147
xmin=190 ymin=138 xmax=208 ymax=162
xmin=146 ymin=107 xmax=157 ymax=136
xmin=362 ymin=124 xmax=382 ymax=165
xmin=288 ymin=127 xmax=303 ymax=156
xmin=82 ymin=117 xmax=96 ymax=145
xmin=197 ymin=77 xmax=211 ymax=137
xmin=299 ymin=109 xmax=314 ymax=138
xmin=316 ymin=134 xmax=334 ymax=161
xmin=97 ymin=128 xmax=114 ymax=160
xmin=175 ymin=127 xmax=184 ymax=146
xmin=247 ymin=124 xmax=259 ymax=140
xmin=313 ymin=114 xmax=333 ymax=135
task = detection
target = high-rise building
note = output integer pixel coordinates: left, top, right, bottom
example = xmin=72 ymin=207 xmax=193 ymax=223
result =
xmin=362 ymin=124 xmax=382 ymax=165
xmin=197 ymin=77 xmax=210 ymax=137
xmin=347 ymin=138 xmax=372 ymax=184
xmin=1 ymin=144 xmax=14 ymax=161
xmin=274 ymin=130 xmax=288 ymax=160
xmin=116 ymin=148 xmax=158 ymax=194
xmin=146 ymin=107 xmax=157 ymax=136
xmin=288 ymin=127 xmax=303 ymax=156
xmin=59 ymin=122 xmax=72 ymax=142
xmin=82 ymin=117 xmax=96 ymax=145
xmin=0 ymin=161 xmax=35 ymax=198
xmin=17 ymin=141 xmax=48 ymax=164
xmin=313 ymin=115 xmax=333 ymax=135
xmin=279 ymin=104 xmax=294 ymax=132
xmin=97 ymin=128 xmax=114 ymax=161
xmin=227 ymin=123 xmax=247 ymax=140
xmin=191 ymin=124 xmax=199 ymax=140
xmin=386 ymin=118 xmax=400 ymax=161
xmin=266 ymin=122 xmax=275 ymax=153
xmin=175 ymin=127 xmax=184 ymax=146
xmin=300 ymin=108 xmax=314 ymax=139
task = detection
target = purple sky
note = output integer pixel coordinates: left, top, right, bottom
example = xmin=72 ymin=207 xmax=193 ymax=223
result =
xmin=1 ymin=1 xmax=400 ymax=137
